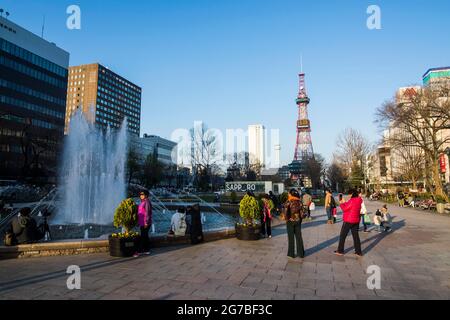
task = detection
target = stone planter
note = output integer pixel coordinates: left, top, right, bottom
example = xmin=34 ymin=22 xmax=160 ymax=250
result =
xmin=108 ymin=235 xmax=140 ymax=257
xmin=436 ymin=203 xmax=446 ymax=214
xmin=235 ymin=224 xmax=261 ymax=241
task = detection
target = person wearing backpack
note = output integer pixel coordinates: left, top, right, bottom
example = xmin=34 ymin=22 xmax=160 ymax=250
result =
xmin=283 ymin=189 xmax=306 ymax=259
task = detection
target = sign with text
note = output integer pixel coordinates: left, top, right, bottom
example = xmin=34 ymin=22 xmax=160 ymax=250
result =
xmin=225 ymin=182 xmax=267 ymax=193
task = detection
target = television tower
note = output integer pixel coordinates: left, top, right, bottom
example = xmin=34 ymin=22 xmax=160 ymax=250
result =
xmin=289 ymin=72 xmax=315 ymax=185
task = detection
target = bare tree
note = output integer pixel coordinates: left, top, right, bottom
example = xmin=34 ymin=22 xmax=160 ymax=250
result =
xmin=334 ymin=128 xmax=371 ymax=174
xmin=190 ymin=123 xmax=220 ymax=190
xmin=333 ymin=128 xmax=371 ymax=190
xmin=327 ymin=161 xmax=348 ymax=193
xmin=389 ymin=135 xmax=425 ymax=190
xmin=376 ymin=83 xmax=450 ymax=200
xmin=225 ymin=152 xmax=262 ymax=181
xmin=126 ymin=145 xmax=142 ymax=185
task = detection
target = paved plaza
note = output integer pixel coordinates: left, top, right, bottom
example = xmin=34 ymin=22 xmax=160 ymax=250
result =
xmin=1 ymin=201 xmax=450 ymax=300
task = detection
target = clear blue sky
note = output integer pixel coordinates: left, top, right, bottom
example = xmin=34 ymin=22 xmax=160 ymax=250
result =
xmin=2 ymin=0 xmax=450 ymax=165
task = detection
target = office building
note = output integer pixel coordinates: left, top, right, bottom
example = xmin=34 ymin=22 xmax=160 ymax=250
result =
xmin=131 ymin=134 xmax=177 ymax=165
xmin=65 ymin=63 xmax=141 ymax=136
xmin=423 ymin=67 xmax=450 ymax=86
xmin=0 ymin=16 xmax=69 ymax=178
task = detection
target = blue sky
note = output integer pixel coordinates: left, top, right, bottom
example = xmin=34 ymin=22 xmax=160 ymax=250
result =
xmin=2 ymin=0 xmax=450 ymax=165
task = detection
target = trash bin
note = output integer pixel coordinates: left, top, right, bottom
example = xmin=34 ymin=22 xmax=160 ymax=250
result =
xmin=437 ymin=203 xmax=445 ymax=214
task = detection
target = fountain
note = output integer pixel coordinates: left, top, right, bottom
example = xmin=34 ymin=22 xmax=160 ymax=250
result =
xmin=0 ymin=112 xmax=238 ymax=244
xmin=56 ymin=111 xmax=128 ymax=225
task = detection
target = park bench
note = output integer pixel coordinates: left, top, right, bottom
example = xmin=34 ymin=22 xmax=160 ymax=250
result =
xmin=419 ymin=199 xmax=437 ymax=211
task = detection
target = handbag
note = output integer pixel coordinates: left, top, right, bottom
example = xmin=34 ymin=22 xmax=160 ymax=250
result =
xmin=309 ymin=202 xmax=316 ymax=211
xmin=332 ymin=208 xmax=337 ymax=217
xmin=363 ymin=213 xmax=371 ymax=225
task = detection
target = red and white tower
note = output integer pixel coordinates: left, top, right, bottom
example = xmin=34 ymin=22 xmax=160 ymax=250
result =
xmin=289 ymin=72 xmax=314 ymax=185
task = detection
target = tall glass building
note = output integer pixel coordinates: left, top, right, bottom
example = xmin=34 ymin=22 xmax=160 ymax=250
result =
xmin=0 ymin=16 xmax=69 ymax=179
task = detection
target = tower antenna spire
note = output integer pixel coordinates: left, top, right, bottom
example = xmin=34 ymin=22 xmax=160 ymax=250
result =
xmin=289 ymin=71 xmax=315 ymax=187
xmin=300 ymin=54 xmax=303 ymax=73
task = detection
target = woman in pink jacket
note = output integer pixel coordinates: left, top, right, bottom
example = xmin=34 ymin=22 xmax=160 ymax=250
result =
xmin=334 ymin=190 xmax=363 ymax=257
xmin=134 ymin=190 xmax=153 ymax=257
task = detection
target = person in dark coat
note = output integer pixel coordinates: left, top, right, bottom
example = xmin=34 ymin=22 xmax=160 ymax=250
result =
xmin=283 ymin=189 xmax=305 ymax=259
xmin=10 ymin=207 xmax=43 ymax=244
xmin=187 ymin=204 xmax=204 ymax=245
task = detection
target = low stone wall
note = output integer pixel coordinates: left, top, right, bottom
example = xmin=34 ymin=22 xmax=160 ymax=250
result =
xmin=0 ymin=228 xmax=237 ymax=260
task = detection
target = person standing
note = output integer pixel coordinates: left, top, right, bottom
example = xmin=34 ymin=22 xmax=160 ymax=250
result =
xmin=268 ymin=191 xmax=279 ymax=213
xmin=397 ymin=191 xmax=405 ymax=207
xmin=334 ymin=190 xmax=363 ymax=257
xmin=187 ymin=204 xmax=204 ymax=244
xmin=283 ymin=189 xmax=305 ymax=259
xmin=302 ymin=191 xmax=313 ymax=220
xmin=260 ymin=194 xmax=273 ymax=239
xmin=135 ymin=190 xmax=152 ymax=257
xmin=359 ymin=190 xmax=369 ymax=232
xmin=325 ymin=189 xmax=333 ymax=224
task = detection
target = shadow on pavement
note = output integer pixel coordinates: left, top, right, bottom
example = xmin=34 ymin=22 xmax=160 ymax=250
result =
xmin=0 ymin=244 xmax=191 ymax=292
xmin=303 ymin=217 xmax=406 ymax=257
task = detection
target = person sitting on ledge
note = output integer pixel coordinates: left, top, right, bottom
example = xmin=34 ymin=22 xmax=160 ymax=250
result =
xmin=9 ymin=207 xmax=44 ymax=245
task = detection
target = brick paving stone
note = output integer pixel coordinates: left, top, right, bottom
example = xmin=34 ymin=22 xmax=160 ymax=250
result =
xmin=2 ymin=203 xmax=450 ymax=300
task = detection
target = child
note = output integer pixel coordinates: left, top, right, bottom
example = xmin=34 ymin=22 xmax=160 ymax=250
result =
xmin=374 ymin=205 xmax=392 ymax=232
xmin=373 ymin=209 xmax=383 ymax=232
xmin=380 ymin=204 xmax=392 ymax=232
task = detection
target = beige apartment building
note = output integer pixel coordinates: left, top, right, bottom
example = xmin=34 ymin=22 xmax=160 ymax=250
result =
xmin=367 ymin=68 xmax=450 ymax=191
xmin=65 ymin=63 xmax=141 ymax=136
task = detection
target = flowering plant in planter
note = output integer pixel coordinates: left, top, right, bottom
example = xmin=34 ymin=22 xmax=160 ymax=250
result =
xmin=111 ymin=231 xmax=139 ymax=239
xmin=239 ymin=194 xmax=260 ymax=225
xmin=113 ymin=198 xmax=138 ymax=235
xmin=236 ymin=194 xmax=261 ymax=241
xmin=109 ymin=198 xmax=139 ymax=257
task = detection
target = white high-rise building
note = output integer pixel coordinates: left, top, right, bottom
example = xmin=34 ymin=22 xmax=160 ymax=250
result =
xmin=248 ymin=124 xmax=266 ymax=167
xmin=274 ymin=144 xmax=281 ymax=169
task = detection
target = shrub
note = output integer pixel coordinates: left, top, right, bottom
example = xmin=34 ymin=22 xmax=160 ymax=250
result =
xmin=435 ymin=195 xmax=448 ymax=204
xmin=113 ymin=198 xmax=138 ymax=233
xmin=239 ymin=194 xmax=260 ymax=225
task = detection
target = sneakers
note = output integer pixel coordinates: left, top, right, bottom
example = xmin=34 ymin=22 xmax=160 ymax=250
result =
xmin=334 ymin=251 xmax=344 ymax=256
xmin=268 ymin=235 xmax=272 ymax=239
xmin=354 ymin=253 xmax=363 ymax=258
xmin=133 ymin=251 xmax=151 ymax=257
